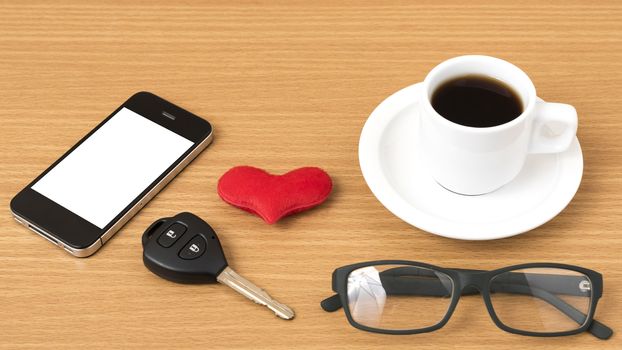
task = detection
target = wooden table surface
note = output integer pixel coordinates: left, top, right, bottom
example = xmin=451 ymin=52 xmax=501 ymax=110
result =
xmin=1 ymin=1 xmax=620 ymax=349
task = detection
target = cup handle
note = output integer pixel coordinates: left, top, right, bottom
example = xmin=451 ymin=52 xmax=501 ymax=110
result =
xmin=528 ymin=100 xmax=578 ymax=154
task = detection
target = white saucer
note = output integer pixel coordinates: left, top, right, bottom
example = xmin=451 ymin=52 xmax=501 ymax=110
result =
xmin=358 ymin=83 xmax=583 ymax=240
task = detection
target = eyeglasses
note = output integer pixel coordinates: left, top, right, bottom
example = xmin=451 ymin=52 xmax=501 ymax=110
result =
xmin=321 ymin=261 xmax=613 ymax=340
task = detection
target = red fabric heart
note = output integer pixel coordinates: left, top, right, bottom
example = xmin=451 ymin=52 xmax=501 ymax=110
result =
xmin=217 ymin=166 xmax=332 ymax=224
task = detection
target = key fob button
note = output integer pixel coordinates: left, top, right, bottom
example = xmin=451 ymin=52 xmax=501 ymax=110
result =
xmin=157 ymin=223 xmax=186 ymax=248
xmin=179 ymin=235 xmax=207 ymax=260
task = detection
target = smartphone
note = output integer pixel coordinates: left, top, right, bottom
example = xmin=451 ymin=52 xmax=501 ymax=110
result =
xmin=10 ymin=92 xmax=213 ymax=257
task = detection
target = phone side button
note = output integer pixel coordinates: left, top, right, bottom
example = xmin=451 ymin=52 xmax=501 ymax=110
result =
xmin=13 ymin=215 xmax=28 ymax=227
xmin=62 ymin=239 xmax=103 ymax=258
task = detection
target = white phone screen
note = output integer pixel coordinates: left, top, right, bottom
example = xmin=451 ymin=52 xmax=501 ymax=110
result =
xmin=32 ymin=107 xmax=194 ymax=229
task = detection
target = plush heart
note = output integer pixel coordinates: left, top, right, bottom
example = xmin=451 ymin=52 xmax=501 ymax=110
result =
xmin=217 ymin=166 xmax=332 ymax=224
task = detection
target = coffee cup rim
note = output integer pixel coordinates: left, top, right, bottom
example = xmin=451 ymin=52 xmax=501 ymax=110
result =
xmin=422 ymin=55 xmax=537 ymax=133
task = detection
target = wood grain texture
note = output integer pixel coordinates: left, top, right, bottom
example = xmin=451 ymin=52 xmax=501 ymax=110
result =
xmin=0 ymin=1 xmax=620 ymax=349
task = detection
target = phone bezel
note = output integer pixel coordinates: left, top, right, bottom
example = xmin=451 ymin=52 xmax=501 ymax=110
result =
xmin=10 ymin=91 xmax=212 ymax=255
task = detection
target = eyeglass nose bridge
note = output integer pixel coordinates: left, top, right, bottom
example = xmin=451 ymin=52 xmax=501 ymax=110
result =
xmin=453 ymin=269 xmax=490 ymax=295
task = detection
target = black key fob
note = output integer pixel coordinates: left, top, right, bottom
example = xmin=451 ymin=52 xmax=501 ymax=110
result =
xmin=142 ymin=212 xmax=228 ymax=284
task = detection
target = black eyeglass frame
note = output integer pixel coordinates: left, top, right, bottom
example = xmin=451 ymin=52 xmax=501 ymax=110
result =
xmin=321 ymin=260 xmax=612 ymax=339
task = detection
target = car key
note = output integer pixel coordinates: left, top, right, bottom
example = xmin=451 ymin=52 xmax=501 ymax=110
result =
xmin=142 ymin=212 xmax=295 ymax=320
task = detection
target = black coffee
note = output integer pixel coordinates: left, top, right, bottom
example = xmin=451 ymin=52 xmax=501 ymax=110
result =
xmin=431 ymin=75 xmax=523 ymax=128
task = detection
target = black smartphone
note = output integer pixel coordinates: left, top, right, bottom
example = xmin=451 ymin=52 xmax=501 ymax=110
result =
xmin=10 ymin=92 xmax=213 ymax=257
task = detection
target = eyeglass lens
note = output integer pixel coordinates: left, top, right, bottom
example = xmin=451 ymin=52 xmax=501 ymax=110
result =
xmin=346 ymin=264 xmax=453 ymax=330
xmin=489 ymin=267 xmax=592 ymax=333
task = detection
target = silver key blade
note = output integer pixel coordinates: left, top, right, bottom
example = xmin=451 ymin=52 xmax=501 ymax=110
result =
xmin=217 ymin=266 xmax=295 ymax=320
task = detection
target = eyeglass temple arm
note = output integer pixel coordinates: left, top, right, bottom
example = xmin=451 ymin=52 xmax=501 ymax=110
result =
xmin=320 ymin=269 xmax=612 ymax=339
xmin=320 ymin=270 xmax=483 ymax=311
xmin=319 ymin=272 xmax=561 ymax=309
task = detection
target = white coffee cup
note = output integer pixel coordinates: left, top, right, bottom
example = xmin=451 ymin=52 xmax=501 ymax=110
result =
xmin=419 ymin=55 xmax=578 ymax=195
